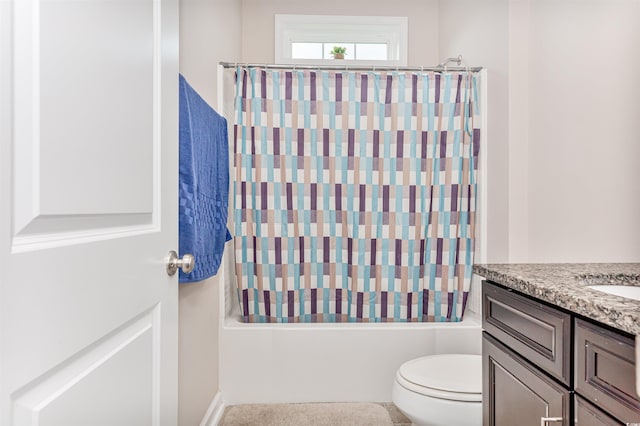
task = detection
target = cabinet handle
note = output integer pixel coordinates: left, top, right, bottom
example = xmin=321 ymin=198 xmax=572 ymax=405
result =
xmin=540 ymin=417 xmax=563 ymax=426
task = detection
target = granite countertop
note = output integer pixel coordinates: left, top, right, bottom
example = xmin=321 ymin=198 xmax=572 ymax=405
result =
xmin=473 ymin=263 xmax=640 ymax=336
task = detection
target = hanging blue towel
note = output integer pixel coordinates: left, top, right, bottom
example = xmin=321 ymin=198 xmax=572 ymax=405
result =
xmin=179 ymin=74 xmax=231 ymax=283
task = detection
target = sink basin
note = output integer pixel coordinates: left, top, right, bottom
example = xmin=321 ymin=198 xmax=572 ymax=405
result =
xmin=587 ymin=285 xmax=640 ymax=301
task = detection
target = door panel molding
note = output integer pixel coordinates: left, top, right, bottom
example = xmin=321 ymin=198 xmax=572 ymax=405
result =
xmin=11 ymin=0 xmax=163 ymax=252
xmin=12 ymin=305 xmax=160 ymax=425
xmin=12 ymin=213 xmax=156 ymax=253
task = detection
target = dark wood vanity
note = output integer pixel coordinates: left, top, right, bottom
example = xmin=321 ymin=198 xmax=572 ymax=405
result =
xmin=482 ymin=280 xmax=640 ymax=426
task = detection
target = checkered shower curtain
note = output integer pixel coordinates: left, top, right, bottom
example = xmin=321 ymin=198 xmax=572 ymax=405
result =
xmin=233 ymin=66 xmax=480 ymax=323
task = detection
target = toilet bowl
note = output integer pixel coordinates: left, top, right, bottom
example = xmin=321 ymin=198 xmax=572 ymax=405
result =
xmin=391 ymin=354 xmax=482 ymax=426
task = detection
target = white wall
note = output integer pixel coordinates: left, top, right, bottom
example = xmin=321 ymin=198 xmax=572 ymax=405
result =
xmin=440 ymin=0 xmax=640 ymax=263
xmin=241 ymin=0 xmax=440 ymax=66
xmin=522 ymin=0 xmax=640 ymax=262
xmin=178 ymin=0 xmax=241 ymax=424
xmin=180 ymin=0 xmax=242 ymax=109
xmin=438 ymin=0 xmax=510 ymax=263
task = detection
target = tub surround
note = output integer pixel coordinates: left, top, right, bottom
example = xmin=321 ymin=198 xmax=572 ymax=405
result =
xmin=220 ymin=316 xmax=482 ymax=404
xmin=473 ymin=263 xmax=640 ymax=335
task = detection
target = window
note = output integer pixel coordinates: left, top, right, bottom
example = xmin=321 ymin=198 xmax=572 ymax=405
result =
xmin=290 ymin=42 xmax=388 ymax=61
xmin=275 ymin=15 xmax=408 ymax=66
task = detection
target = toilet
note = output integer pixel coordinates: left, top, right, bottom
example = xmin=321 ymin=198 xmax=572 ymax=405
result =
xmin=391 ymin=354 xmax=482 ymax=426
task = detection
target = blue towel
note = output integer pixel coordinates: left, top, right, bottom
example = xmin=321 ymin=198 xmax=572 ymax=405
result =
xmin=179 ymin=74 xmax=231 ymax=283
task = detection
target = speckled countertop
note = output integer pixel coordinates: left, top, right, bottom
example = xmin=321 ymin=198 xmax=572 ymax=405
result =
xmin=473 ymin=263 xmax=640 ymax=336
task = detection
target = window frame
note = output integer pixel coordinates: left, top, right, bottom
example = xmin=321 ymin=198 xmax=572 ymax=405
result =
xmin=274 ymin=15 xmax=408 ymax=66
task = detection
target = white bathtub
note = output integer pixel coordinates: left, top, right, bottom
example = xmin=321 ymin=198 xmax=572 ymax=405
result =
xmin=217 ymin=67 xmax=488 ymax=405
xmin=219 ymin=270 xmax=483 ymax=404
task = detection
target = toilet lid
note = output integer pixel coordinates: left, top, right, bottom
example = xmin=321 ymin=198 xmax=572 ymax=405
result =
xmin=398 ymin=354 xmax=482 ymax=399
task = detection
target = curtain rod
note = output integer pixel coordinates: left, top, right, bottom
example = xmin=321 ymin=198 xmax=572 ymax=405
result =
xmin=219 ymin=62 xmax=483 ymax=73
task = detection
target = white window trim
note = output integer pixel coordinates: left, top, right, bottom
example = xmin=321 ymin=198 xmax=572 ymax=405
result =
xmin=275 ymin=15 xmax=408 ymax=66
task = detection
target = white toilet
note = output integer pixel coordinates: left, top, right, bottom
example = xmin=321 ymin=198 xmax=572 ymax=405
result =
xmin=391 ymin=354 xmax=482 ymax=426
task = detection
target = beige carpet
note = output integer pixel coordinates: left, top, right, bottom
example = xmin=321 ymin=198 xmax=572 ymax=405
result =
xmin=219 ymin=402 xmax=395 ymax=426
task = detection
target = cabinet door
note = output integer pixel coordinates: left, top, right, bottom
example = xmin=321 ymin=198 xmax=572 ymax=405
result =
xmin=575 ymin=319 xmax=640 ymax=423
xmin=575 ymin=396 xmax=624 ymax=426
xmin=483 ymin=333 xmax=570 ymax=426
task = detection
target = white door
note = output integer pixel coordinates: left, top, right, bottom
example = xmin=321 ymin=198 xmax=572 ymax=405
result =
xmin=0 ymin=0 xmax=179 ymax=424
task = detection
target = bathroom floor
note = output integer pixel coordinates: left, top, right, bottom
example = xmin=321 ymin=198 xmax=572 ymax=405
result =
xmin=380 ymin=403 xmax=411 ymax=426
xmin=219 ymin=402 xmax=410 ymax=426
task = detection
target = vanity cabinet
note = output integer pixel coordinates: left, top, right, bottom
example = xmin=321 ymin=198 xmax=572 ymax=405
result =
xmin=482 ymin=282 xmax=571 ymax=425
xmin=482 ymin=281 xmax=640 ymax=426
xmin=483 ymin=333 xmax=570 ymax=426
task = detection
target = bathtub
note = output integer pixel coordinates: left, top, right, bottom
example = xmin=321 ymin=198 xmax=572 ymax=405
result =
xmin=219 ymin=265 xmax=483 ymax=404
xmin=216 ymin=67 xmax=488 ymax=405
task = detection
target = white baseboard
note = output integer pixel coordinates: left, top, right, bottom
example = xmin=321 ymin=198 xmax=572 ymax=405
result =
xmin=200 ymin=391 xmax=225 ymax=426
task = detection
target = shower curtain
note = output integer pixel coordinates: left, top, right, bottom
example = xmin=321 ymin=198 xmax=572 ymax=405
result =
xmin=233 ymin=66 xmax=480 ymax=323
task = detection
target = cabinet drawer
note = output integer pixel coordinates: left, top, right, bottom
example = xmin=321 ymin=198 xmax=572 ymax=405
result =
xmin=482 ymin=281 xmax=571 ymax=385
xmin=483 ymin=333 xmax=570 ymax=426
xmin=575 ymin=318 xmax=640 ymax=423
xmin=575 ymin=395 xmax=624 ymax=426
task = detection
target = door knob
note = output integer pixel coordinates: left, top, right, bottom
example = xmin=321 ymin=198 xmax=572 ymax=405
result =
xmin=166 ymin=251 xmax=195 ymax=276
